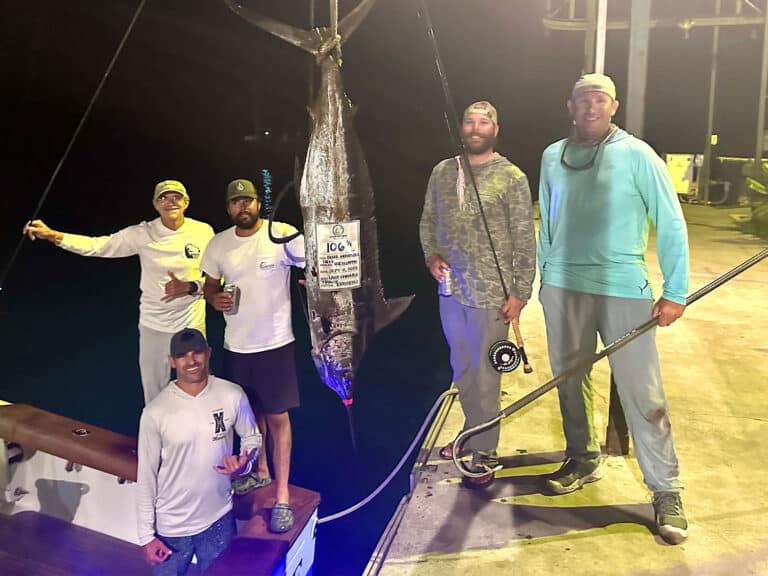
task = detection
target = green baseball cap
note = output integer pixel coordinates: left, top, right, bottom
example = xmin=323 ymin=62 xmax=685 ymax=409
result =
xmin=153 ymin=180 xmax=189 ymax=202
xmin=226 ymin=179 xmax=261 ymax=202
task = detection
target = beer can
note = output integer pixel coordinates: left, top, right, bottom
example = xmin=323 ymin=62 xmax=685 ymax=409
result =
xmin=438 ymin=270 xmax=452 ymax=297
xmin=223 ymin=283 xmax=239 ymax=315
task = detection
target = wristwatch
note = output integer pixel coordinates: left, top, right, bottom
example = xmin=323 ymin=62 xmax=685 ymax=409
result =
xmin=187 ymin=281 xmax=198 ymax=295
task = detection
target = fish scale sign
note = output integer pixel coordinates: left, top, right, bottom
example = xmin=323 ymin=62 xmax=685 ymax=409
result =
xmin=316 ymin=221 xmax=362 ymax=290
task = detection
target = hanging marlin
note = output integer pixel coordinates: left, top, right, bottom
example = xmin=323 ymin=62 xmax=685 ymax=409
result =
xmin=223 ymin=0 xmax=413 ymax=408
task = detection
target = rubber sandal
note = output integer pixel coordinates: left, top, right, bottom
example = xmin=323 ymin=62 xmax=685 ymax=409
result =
xmin=250 ymin=473 xmax=272 ymax=489
xmin=270 ymin=503 xmax=294 ymax=533
xmin=232 ymin=475 xmax=257 ymax=496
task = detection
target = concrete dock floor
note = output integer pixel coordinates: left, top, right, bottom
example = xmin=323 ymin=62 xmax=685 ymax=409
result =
xmin=370 ymin=204 xmax=768 ymax=576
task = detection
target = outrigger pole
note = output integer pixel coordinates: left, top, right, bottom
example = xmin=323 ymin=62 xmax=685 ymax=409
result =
xmin=454 ymin=248 xmax=768 ymax=478
xmin=0 ymin=0 xmax=148 ymax=294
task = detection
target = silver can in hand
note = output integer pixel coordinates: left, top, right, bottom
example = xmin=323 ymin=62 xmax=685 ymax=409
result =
xmin=438 ymin=268 xmax=452 ymax=297
xmin=223 ymin=283 xmax=240 ymax=315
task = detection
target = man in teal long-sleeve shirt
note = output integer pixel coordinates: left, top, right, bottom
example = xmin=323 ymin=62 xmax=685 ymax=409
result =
xmin=538 ymin=73 xmax=689 ymax=545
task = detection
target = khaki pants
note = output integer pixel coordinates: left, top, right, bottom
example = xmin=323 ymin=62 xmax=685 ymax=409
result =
xmin=439 ymin=296 xmax=508 ymax=454
xmin=539 ymin=284 xmax=682 ymax=493
xmin=138 ymin=324 xmax=174 ymax=405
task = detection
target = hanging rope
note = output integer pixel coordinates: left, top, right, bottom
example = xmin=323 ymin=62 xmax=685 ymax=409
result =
xmin=330 ymin=0 xmax=338 ymax=39
xmin=1 ymin=0 xmax=148 ymax=293
xmin=317 ymin=388 xmax=458 ymax=524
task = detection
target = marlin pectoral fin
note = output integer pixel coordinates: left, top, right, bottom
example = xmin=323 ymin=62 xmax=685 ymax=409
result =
xmin=223 ymin=0 xmax=317 ymax=52
xmin=373 ymin=295 xmax=414 ymax=333
xmin=339 ymin=0 xmax=378 ymax=44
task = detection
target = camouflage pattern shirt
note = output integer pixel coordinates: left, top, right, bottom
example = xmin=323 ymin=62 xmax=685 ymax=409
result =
xmin=420 ymin=152 xmax=536 ymax=308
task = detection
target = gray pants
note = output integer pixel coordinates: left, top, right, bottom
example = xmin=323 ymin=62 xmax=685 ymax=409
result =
xmin=539 ymin=284 xmax=682 ymax=493
xmin=138 ymin=324 xmax=174 ymax=405
xmin=439 ymin=296 xmax=508 ymax=454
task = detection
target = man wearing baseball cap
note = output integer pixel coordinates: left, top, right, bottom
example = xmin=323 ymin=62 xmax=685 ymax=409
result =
xmin=202 ymin=178 xmax=305 ymax=533
xmin=537 ymin=73 xmax=690 ymax=544
xmin=419 ymin=101 xmax=536 ymax=487
xmin=136 ymin=328 xmax=261 ymax=572
xmin=23 ymin=180 xmax=214 ymax=404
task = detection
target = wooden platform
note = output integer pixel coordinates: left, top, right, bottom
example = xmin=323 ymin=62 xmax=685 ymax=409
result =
xmin=208 ymin=482 xmax=321 ymax=574
xmin=0 ymin=403 xmax=320 ymax=574
xmin=0 ymin=403 xmax=137 ymax=482
xmin=0 ymin=511 xmax=151 ymax=576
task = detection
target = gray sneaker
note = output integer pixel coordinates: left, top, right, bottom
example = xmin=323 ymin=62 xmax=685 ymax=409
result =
xmin=653 ymin=491 xmax=688 ymax=545
xmin=545 ymin=457 xmax=604 ymax=494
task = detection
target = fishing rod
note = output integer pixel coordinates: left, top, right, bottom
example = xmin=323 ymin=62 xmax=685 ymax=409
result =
xmin=417 ymin=0 xmax=531 ymax=374
xmin=0 ymin=0 xmax=148 ymax=294
xmin=453 ymin=248 xmax=768 ymax=478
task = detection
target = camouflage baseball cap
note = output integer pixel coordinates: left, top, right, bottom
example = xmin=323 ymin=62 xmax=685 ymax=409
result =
xmin=463 ymin=101 xmax=498 ymax=125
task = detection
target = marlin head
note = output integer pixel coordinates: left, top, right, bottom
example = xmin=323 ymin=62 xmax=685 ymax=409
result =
xmin=312 ymin=329 xmax=357 ymax=403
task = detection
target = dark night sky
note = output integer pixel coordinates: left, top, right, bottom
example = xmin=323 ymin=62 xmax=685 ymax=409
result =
xmin=3 ymin=1 xmax=764 ymax=256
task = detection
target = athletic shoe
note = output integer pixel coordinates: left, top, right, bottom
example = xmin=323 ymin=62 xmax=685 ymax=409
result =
xmin=653 ymin=491 xmax=688 ymax=545
xmin=545 ymin=457 xmax=604 ymax=494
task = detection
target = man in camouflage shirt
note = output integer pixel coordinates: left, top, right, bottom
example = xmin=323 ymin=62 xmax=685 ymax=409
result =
xmin=420 ymin=100 xmax=536 ymax=485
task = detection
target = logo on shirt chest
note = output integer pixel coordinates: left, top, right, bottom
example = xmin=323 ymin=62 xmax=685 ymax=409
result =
xmin=185 ymin=243 xmax=201 ymax=259
xmin=259 ymin=260 xmax=277 ymax=272
xmin=211 ymin=409 xmax=227 ymax=441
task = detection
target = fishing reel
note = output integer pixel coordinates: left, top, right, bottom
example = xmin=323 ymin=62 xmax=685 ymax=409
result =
xmin=488 ymin=339 xmax=521 ymax=373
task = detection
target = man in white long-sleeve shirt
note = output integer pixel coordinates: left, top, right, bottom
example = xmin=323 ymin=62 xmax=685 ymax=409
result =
xmin=136 ymin=327 xmax=261 ymax=575
xmin=23 ymin=180 xmax=214 ymax=403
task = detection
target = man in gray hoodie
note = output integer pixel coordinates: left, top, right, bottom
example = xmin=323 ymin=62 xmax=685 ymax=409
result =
xmin=419 ymin=101 xmax=536 ymax=485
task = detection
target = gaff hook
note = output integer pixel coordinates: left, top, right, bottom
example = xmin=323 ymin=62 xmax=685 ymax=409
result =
xmin=452 ymin=248 xmax=768 ymax=478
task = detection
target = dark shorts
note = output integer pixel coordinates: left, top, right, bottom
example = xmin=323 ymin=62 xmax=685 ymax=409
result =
xmin=222 ymin=342 xmax=300 ymax=414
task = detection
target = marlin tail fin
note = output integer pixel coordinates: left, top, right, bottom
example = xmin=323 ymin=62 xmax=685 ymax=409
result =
xmin=223 ymin=0 xmax=377 ymax=53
